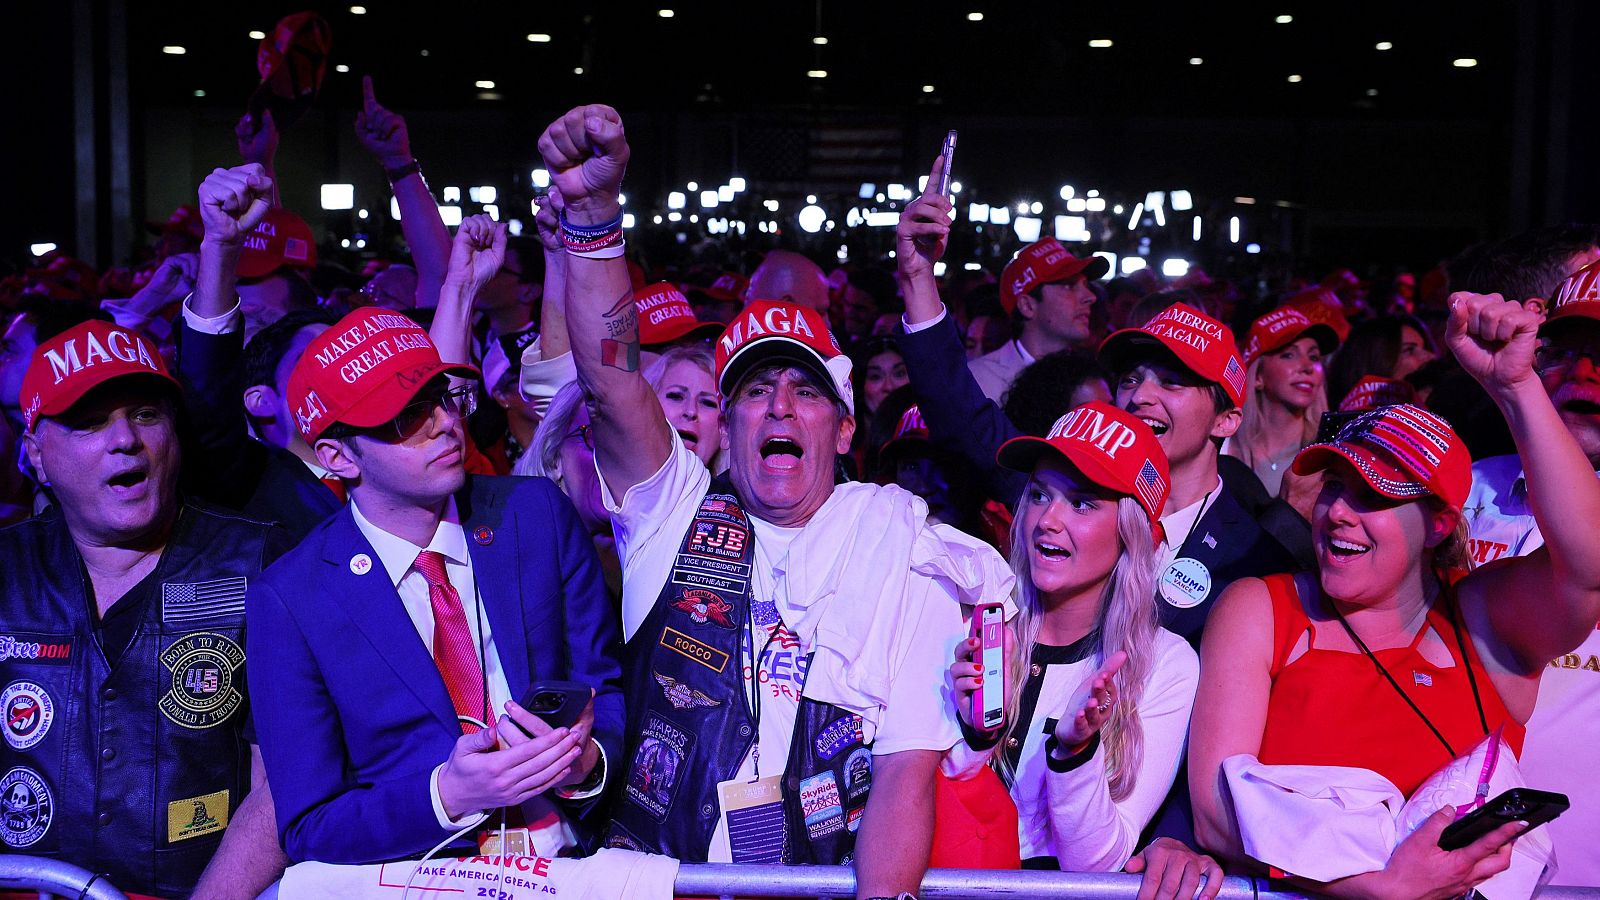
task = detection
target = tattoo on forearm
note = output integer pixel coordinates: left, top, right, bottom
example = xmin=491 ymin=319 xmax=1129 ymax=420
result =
xmin=598 ymin=286 xmax=639 ymax=369
xmin=600 ymin=339 xmax=640 ymax=372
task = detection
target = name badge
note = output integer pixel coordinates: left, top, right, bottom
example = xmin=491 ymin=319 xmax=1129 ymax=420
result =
xmin=1160 ymin=558 xmax=1212 ymax=609
xmin=718 ymin=773 xmax=784 ymax=863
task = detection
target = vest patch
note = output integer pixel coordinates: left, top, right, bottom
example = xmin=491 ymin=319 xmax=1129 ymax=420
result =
xmin=659 ymin=626 xmax=730 ymax=674
xmin=626 ymin=714 xmax=692 ymax=822
xmin=0 ymin=766 xmax=53 ymax=848
xmin=670 ymin=589 xmax=734 ymax=628
xmin=799 ymin=770 xmax=845 ymax=840
xmin=159 ymin=633 xmax=245 ymax=730
xmin=167 ymin=789 xmax=230 ymax=843
xmin=161 ymin=577 xmax=247 ymax=623
xmin=0 ymin=634 xmax=71 ymax=665
xmin=814 ymin=713 xmax=864 ymax=761
xmin=654 ymin=672 xmax=722 ymax=710
xmin=2 ymin=682 xmax=53 ymax=751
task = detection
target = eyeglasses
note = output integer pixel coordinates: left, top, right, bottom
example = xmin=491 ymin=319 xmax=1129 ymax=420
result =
xmin=1534 ymin=339 xmax=1600 ymax=374
xmin=566 ymin=423 xmax=594 ymax=451
xmin=385 ymin=385 xmax=477 ymax=441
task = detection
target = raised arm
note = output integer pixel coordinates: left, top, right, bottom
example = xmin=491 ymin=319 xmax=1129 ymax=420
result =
xmin=356 ymin=76 xmax=450 ymax=309
xmin=193 ymin=165 xmax=272 ymax=319
xmin=1451 ymin=293 xmax=1600 ymax=670
xmin=897 ymin=154 xmax=951 ymax=326
xmin=536 ymin=104 xmax=671 ymax=497
xmin=534 ymin=186 xmax=572 ymax=360
xmin=431 ymin=214 xmax=506 ymax=364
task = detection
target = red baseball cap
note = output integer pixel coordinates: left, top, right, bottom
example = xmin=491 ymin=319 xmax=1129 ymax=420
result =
xmin=1242 ymin=307 xmax=1341 ymax=366
xmin=238 ymin=207 xmax=317 ymax=279
xmin=1000 ymin=238 xmax=1108 ymax=314
xmin=1292 ymin=404 xmax=1470 ymax=510
xmin=1545 ymin=259 xmax=1600 ymax=328
xmin=1284 ymin=286 xmax=1352 ymax=342
xmin=1099 ymin=302 xmax=1248 ymax=407
xmin=19 ymin=321 xmax=179 ymax=432
xmin=636 ymin=282 xmax=722 ymax=347
xmin=287 ymin=307 xmax=478 ymax=443
xmin=714 ymin=300 xmax=853 ymax=415
xmin=997 ymin=402 xmax=1170 ymax=523
xmin=1338 ymin=376 xmax=1416 ymax=412
xmin=880 ymin=405 xmax=931 ymax=458
xmin=701 ymin=272 xmax=749 ymax=304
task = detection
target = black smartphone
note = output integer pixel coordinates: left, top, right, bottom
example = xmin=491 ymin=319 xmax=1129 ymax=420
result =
xmin=514 ymin=680 xmax=591 ymax=733
xmin=938 ymin=130 xmax=958 ymax=196
xmin=1436 ymin=788 xmax=1568 ymax=851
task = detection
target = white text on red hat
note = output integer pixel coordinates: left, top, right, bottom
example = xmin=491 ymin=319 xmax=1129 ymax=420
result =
xmin=1049 ymin=406 xmax=1138 ymax=458
xmin=43 ymin=329 xmax=159 ymax=385
xmin=719 ymin=304 xmax=821 ymax=356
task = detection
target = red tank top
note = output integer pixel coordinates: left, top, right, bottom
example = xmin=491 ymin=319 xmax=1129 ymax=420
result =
xmin=1257 ymin=573 xmax=1525 ymax=797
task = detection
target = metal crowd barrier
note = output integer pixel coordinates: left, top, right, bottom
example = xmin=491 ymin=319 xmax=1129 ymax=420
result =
xmin=673 ymin=864 xmax=1600 ymax=900
xmin=0 ymin=856 xmax=128 ymax=900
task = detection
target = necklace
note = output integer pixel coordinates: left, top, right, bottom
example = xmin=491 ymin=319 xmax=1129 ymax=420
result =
xmin=1264 ymin=442 xmax=1301 ymax=472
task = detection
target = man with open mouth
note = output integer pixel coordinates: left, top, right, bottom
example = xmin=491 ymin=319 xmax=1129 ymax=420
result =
xmin=2 ymin=319 xmax=292 ymax=897
xmin=542 ymin=103 xmax=1010 ymax=900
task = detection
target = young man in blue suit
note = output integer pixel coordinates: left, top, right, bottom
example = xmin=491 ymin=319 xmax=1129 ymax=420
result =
xmin=246 ymin=306 xmax=622 ymax=865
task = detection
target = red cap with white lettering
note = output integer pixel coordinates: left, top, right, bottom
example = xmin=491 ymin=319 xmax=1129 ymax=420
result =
xmin=1000 ymin=237 xmax=1109 ymax=314
xmin=1293 ymin=404 xmax=1470 ymax=510
xmin=1546 ymin=258 xmax=1600 ymax=328
xmin=636 ymin=282 xmax=722 ymax=347
xmin=714 ymin=299 xmax=854 ymax=415
xmin=286 ymin=307 xmax=478 ymax=443
xmin=237 ymin=207 xmax=317 ymax=279
xmin=1099 ymin=302 xmax=1248 ymax=407
xmin=880 ymin=405 xmax=931 ymax=458
xmin=20 ymin=321 xmax=179 ymax=432
xmin=1242 ymin=307 xmax=1340 ymax=366
xmin=996 ymin=401 xmax=1170 ymax=523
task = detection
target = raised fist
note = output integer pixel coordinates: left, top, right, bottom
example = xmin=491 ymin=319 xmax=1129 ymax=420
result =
xmin=197 ymin=164 xmax=273 ymax=246
xmin=354 ymin=75 xmax=414 ymax=170
xmin=1445 ymin=291 xmax=1541 ymax=398
xmin=535 ymin=104 xmax=628 ymax=223
xmin=235 ymin=109 xmax=278 ymax=166
xmin=445 ymin=214 xmax=507 ymax=294
xmin=534 ymin=184 xmax=566 ymax=254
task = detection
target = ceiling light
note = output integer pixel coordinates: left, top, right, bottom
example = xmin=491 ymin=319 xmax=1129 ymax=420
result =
xmin=1453 ymin=58 xmax=1479 ymax=68
xmin=1287 ymin=74 xmax=1302 ymax=83
xmin=248 ymin=30 xmax=265 ymax=39
xmin=476 ymin=92 xmax=501 ymax=101
xmin=475 ymin=80 xmax=495 ymax=89
xmin=1366 ymin=88 xmax=1379 ymax=96
xmin=967 ymin=12 xmax=984 ymax=21
xmin=1275 ymin=14 xmax=1292 ymax=23
xmin=1189 ymin=57 xmax=1203 ymax=65
xmin=813 ymin=36 xmax=828 ymax=45
xmin=658 ymin=8 xmax=674 ymax=17
xmin=573 ymin=66 xmax=584 ymax=74
xmin=162 ymin=45 xmax=186 ymax=55
xmin=807 ymin=69 xmax=827 ymax=78
xmin=420 ymin=50 xmax=430 ymax=57
xmin=193 ymin=89 xmax=206 ymax=97
xmin=1375 ymin=41 xmax=1393 ymax=51
xmin=336 ymin=64 xmax=350 ymax=73
xmin=922 ymin=84 xmax=935 ymax=93
xmin=30 ymin=243 xmax=57 ymax=257
xmin=527 ymin=33 xmax=551 ymax=42
xmin=349 ymin=5 xmax=366 ymax=13
xmin=1088 ymin=38 xmax=1113 ymax=48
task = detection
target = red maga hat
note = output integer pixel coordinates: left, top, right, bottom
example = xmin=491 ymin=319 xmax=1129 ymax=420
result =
xmin=997 ymin=401 xmax=1170 ymax=523
xmin=238 ymin=207 xmax=317 ymax=279
xmin=1293 ymin=404 xmax=1469 ymax=510
xmin=1242 ymin=307 xmax=1341 ymax=367
xmin=20 ymin=321 xmax=179 ymax=432
xmin=287 ymin=307 xmax=478 ymax=443
xmin=635 ymin=282 xmax=722 ymax=347
xmin=700 ymin=272 xmax=749 ymax=304
xmin=714 ymin=300 xmax=853 ymax=415
xmin=1000 ymin=238 xmax=1108 ymax=315
xmin=1546 ymin=259 xmax=1600 ymax=328
xmin=1099 ymin=302 xmax=1248 ymax=407
xmin=880 ymin=405 xmax=931 ymax=458
xmin=1284 ymin=286 xmax=1353 ymax=342
xmin=1338 ymin=375 xmax=1415 ymax=412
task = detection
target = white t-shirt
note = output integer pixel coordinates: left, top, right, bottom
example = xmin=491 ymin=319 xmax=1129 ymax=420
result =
xmin=603 ymin=434 xmax=964 ymax=862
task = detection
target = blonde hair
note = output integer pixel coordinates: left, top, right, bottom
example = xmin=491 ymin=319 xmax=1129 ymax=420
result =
xmin=999 ymin=493 xmax=1160 ymax=801
xmin=1233 ymin=354 xmax=1327 ymax=470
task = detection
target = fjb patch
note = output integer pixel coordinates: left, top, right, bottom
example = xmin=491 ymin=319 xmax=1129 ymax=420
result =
xmin=159 ymin=633 xmax=245 ymax=730
xmin=688 ymin=520 xmax=748 ymax=561
xmin=167 ymin=789 xmax=229 ymax=843
xmin=626 ymin=714 xmax=692 ymax=822
xmin=161 ymin=577 xmax=247 ymax=624
xmin=813 ymin=714 xmax=864 ymax=761
xmin=0 ymin=766 xmax=53 ymax=848
xmin=1 ymin=682 xmax=53 ymax=751
xmin=799 ymin=771 xmax=845 ymax=840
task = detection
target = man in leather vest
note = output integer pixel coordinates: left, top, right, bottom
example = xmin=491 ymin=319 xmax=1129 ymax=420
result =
xmin=1 ymin=319 xmax=292 ymax=898
xmin=541 ymin=104 xmax=1010 ymax=900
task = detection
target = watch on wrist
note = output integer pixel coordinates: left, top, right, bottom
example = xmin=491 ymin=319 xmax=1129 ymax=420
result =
xmin=384 ymin=159 xmax=422 ymax=183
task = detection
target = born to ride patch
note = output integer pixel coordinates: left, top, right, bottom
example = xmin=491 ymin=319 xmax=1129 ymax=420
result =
xmin=159 ymin=633 xmax=245 ymax=730
xmin=167 ymin=789 xmax=230 ymax=843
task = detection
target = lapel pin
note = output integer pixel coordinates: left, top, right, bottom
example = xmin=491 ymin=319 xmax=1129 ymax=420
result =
xmin=473 ymin=526 xmax=494 ymax=546
xmin=350 ymin=553 xmax=373 ymax=575
xmin=1202 ymin=533 xmax=1217 ymax=550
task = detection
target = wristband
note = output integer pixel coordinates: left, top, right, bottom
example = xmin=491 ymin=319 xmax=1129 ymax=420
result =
xmin=560 ymin=210 xmax=626 ymax=258
xmin=566 ymin=240 xmax=626 ymax=260
xmin=558 ymin=210 xmax=624 ymax=237
xmin=384 ymin=159 xmax=422 ymax=184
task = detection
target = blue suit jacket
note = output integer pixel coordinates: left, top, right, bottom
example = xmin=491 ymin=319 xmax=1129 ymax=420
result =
xmin=246 ymin=475 xmax=623 ymax=864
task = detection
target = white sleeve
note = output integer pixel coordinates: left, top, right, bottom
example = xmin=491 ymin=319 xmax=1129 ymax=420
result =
xmin=901 ymin=306 xmax=948 ymax=334
xmin=180 ymin=293 xmax=244 ymax=334
xmin=517 ymin=338 xmax=579 ymax=417
xmin=1042 ymin=634 xmax=1198 ymax=871
xmin=872 ymin=579 xmax=967 ymax=756
xmin=599 ymin=431 xmax=710 ymax=640
xmin=429 ymin=763 xmax=489 ymax=831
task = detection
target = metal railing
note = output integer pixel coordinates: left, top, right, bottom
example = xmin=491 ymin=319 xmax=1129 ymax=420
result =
xmin=673 ymin=864 xmax=1600 ymax=899
xmin=0 ymin=856 xmax=128 ymax=900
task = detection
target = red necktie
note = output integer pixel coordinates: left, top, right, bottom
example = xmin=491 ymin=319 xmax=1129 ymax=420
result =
xmin=413 ymin=550 xmax=487 ymax=733
xmin=320 ymin=476 xmax=347 ymax=503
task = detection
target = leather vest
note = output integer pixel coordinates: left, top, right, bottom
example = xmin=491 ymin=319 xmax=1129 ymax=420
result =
xmin=605 ymin=476 xmax=872 ymax=864
xmin=0 ymin=502 xmax=286 ymax=898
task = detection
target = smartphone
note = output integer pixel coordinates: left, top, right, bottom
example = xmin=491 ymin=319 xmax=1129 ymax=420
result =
xmin=514 ymin=680 xmax=591 ymax=733
xmin=970 ymin=602 xmax=1005 ymax=732
xmin=938 ymin=130 xmax=958 ymax=196
xmin=1437 ymin=788 xmax=1568 ymax=851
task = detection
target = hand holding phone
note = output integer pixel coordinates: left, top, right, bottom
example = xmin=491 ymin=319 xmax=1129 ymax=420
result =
xmin=512 ymin=680 xmax=591 ymax=734
xmin=1437 ymin=788 xmax=1568 ymax=851
xmin=937 ymin=130 xmax=957 ymax=197
xmin=971 ymin=602 xmax=1006 ymax=732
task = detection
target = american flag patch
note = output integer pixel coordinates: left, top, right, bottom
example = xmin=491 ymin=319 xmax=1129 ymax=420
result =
xmin=161 ymin=577 xmax=247 ymax=623
xmin=1413 ymin=671 xmax=1434 ymax=687
xmin=1135 ymin=459 xmax=1166 ymax=513
xmin=284 ymin=237 xmax=310 ymax=263
xmin=1223 ymin=356 xmax=1245 ymax=396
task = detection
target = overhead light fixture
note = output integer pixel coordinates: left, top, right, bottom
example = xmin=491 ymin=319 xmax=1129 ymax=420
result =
xmin=162 ymin=45 xmax=186 ymax=55
xmin=668 ymin=192 xmax=686 ymax=210
xmin=1161 ymin=258 xmax=1191 ymax=278
xmin=1246 ymin=243 xmax=1262 ymax=254
xmin=1088 ymin=38 xmax=1113 ymax=48
xmin=349 ymin=5 xmax=367 ymax=13
xmin=1234 ymin=196 xmax=1256 ymax=204
xmin=1230 ymin=216 xmax=1241 ymax=243
xmin=573 ymin=66 xmax=584 ymax=74
xmin=1192 ymin=216 xmax=1203 ymax=240
xmin=474 ymin=80 xmax=495 ymax=89
xmin=30 ymin=242 xmax=58 ymax=257
xmin=807 ymin=69 xmax=827 ymax=78
xmin=320 ymin=184 xmax=355 ymax=211
xmin=798 ymin=205 xmax=827 ymax=234
xmin=1189 ymin=57 xmax=1203 ymax=65
xmin=813 ymin=36 xmax=828 ymax=45
xmin=922 ymin=84 xmax=935 ymax=93
xmin=967 ymin=12 xmax=984 ymax=21
xmin=1375 ymin=41 xmax=1393 ymax=51
xmin=1013 ymin=216 xmax=1042 ymax=243
xmin=248 ymin=30 xmax=265 ymax=39
xmin=729 ymin=177 xmax=747 ymax=192
xmin=1121 ymin=257 xmax=1148 ymax=276
xmin=1171 ymin=190 xmax=1193 ymax=211
xmin=1085 ymin=198 xmax=1106 ymax=212
xmin=531 ymin=169 xmax=550 ymax=188
xmin=1453 ymin=58 xmax=1479 ymax=68
xmin=1066 ymin=197 xmax=1087 ymax=212
xmin=336 ymin=64 xmax=350 ymax=73
xmin=1287 ymin=74 xmax=1302 ymax=83
xmin=439 ymin=206 xmax=463 ymax=227
xmin=1275 ymin=14 xmax=1292 ymax=23
xmin=658 ymin=8 xmax=674 ymax=17
xmin=700 ymin=190 xmax=718 ymax=208
xmin=193 ymin=89 xmax=206 ymax=97
xmin=527 ymin=33 xmax=551 ymax=42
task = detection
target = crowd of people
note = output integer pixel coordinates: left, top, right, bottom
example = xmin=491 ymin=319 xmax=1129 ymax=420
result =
xmin=2 ymin=87 xmax=1599 ymax=900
